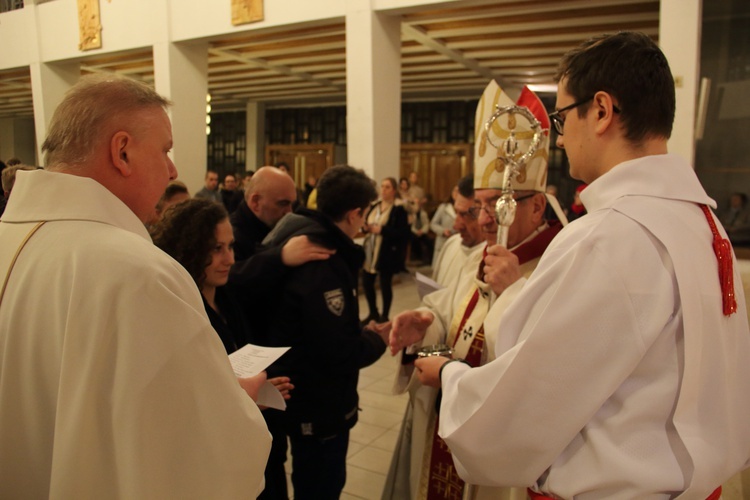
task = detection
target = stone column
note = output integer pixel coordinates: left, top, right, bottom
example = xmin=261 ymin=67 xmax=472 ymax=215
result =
xmin=345 ymin=1 xmax=401 ymax=181
xmin=153 ymin=41 xmax=209 ymax=195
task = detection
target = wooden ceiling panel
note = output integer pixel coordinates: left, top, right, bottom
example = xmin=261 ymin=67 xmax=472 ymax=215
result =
xmin=0 ymin=1 xmax=660 ymax=118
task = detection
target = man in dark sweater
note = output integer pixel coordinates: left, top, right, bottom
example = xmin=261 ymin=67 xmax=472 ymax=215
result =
xmin=263 ymin=165 xmax=390 ymax=499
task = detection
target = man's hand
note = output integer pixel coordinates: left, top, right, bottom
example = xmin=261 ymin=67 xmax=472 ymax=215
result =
xmin=483 ymin=244 xmax=522 ymax=295
xmin=281 ymin=235 xmax=335 ymax=266
xmin=268 ymin=376 xmax=294 ymax=400
xmin=238 ymin=371 xmax=267 ymax=402
xmin=389 ymin=310 xmax=435 ymax=355
xmin=365 ymin=320 xmax=392 ymax=345
xmin=414 ymin=356 xmax=450 ymax=388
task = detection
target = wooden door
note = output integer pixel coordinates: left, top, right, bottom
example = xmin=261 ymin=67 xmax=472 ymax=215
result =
xmin=265 ymin=143 xmax=335 ymax=189
xmin=400 ymin=143 xmax=472 ymax=214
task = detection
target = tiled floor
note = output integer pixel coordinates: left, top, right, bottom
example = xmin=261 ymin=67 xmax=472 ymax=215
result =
xmin=283 ymin=265 xmax=750 ymax=500
xmin=343 ymin=271 xmax=425 ymax=499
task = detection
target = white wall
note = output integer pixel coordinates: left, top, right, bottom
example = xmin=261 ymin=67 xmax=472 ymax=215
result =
xmin=659 ymin=0 xmax=701 ymax=164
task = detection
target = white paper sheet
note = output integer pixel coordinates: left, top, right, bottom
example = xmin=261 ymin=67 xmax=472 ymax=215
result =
xmin=228 ymin=343 xmax=290 ymax=378
xmin=229 ymin=344 xmax=291 ymax=410
xmin=415 ymin=271 xmax=443 ymax=300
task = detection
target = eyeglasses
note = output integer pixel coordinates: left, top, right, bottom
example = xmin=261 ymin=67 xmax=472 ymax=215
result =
xmin=549 ymin=97 xmax=621 ymax=135
xmin=465 ymin=193 xmax=536 ymax=220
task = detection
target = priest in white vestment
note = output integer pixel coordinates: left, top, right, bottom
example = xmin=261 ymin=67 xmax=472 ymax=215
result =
xmin=0 ymin=74 xmax=271 ymax=499
xmin=383 ymin=83 xmax=566 ymax=500
xmin=416 ymin=32 xmax=750 ymax=500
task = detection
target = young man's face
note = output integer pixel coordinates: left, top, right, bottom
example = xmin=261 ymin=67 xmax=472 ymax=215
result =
xmin=555 ymin=78 xmax=595 ymax=184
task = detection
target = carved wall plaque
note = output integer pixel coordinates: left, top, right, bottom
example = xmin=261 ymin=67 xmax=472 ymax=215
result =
xmin=231 ymin=0 xmax=263 ymax=26
xmin=77 ymin=0 xmax=102 ymax=51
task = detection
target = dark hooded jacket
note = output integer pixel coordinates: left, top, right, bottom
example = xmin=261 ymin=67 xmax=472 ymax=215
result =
xmin=262 ymin=209 xmax=387 ymax=438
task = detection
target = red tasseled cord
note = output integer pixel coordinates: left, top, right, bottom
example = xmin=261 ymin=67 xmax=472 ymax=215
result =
xmin=700 ymin=204 xmax=737 ymax=316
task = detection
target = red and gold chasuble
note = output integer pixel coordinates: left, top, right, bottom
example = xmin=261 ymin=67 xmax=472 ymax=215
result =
xmin=420 ymin=223 xmax=561 ymax=500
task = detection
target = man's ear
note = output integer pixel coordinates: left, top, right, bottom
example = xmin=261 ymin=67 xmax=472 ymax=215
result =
xmin=248 ymin=192 xmax=261 ymax=211
xmin=593 ymin=91 xmax=617 ymax=135
xmin=531 ymin=193 xmax=547 ymax=224
xmin=347 ymin=207 xmax=361 ymax=226
xmin=110 ymin=131 xmax=133 ymax=177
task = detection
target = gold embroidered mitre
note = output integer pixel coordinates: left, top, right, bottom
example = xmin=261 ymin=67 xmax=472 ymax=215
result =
xmin=473 ymin=82 xmax=551 ymax=192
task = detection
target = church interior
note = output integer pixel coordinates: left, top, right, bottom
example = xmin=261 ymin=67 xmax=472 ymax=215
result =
xmin=1 ymin=0 xmax=750 ymax=498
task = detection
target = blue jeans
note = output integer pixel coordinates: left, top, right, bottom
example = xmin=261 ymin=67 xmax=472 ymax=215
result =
xmin=289 ymin=429 xmax=349 ymax=499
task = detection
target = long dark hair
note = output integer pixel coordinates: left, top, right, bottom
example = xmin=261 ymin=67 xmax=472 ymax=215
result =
xmin=152 ymin=198 xmax=229 ymax=289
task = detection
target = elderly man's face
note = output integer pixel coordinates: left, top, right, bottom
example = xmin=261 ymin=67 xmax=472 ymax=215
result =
xmin=126 ymin=107 xmax=178 ymax=222
xmin=475 ymin=189 xmax=542 ymax=248
xmin=255 ymin=180 xmax=297 ymax=228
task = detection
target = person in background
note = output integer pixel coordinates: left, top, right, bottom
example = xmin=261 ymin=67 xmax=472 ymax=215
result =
xmin=430 ymin=175 xmax=484 ymax=288
xmin=362 ymin=177 xmax=410 ymax=323
xmin=398 ymin=177 xmax=410 ymax=201
xmin=404 ymin=171 xmax=426 ymax=223
xmin=409 ymin=199 xmax=433 ymax=266
xmin=429 ymin=185 xmax=458 ymax=267
xmin=721 ymin=192 xmax=750 ymax=245
xmin=144 ymin=180 xmax=190 ymax=232
xmin=0 ymin=160 xmax=6 ymax=214
xmin=5 ymin=157 xmax=21 ymax=167
xmin=0 ymin=73 xmax=270 ymax=499
xmin=0 ymin=164 xmax=35 ymax=217
xmin=221 ymin=172 xmax=243 ymax=214
xmin=195 ymin=169 xmax=221 ymax=204
xmin=303 ymin=175 xmax=317 ymax=207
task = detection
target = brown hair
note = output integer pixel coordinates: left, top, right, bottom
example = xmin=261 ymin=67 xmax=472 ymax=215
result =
xmin=555 ymin=31 xmax=675 ymax=143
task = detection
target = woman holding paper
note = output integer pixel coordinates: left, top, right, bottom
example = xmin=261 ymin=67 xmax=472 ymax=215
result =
xmin=152 ymin=198 xmax=293 ymax=401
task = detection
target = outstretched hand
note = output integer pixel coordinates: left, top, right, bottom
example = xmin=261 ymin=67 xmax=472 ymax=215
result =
xmin=364 ymin=320 xmax=392 ymax=345
xmin=389 ymin=310 xmax=434 ymax=355
xmin=281 ymin=235 xmax=335 ymax=267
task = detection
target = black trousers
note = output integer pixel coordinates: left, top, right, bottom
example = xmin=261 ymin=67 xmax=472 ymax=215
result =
xmin=362 ymin=270 xmax=394 ymax=320
xmin=288 ymin=429 xmax=350 ymax=500
xmin=258 ymin=410 xmax=289 ymax=500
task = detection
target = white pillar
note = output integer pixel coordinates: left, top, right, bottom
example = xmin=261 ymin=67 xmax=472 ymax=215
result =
xmin=246 ymin=101 xmax=266 ymax=172
xmin=660 ymin=0 xmax=702 ymax=165
xmin=28 ymin=61 xmax=79 ymax=165
xmin=153 ymin=41 xmax=209 ymax=196
xmin=345 ymin=1 xmax=401 ymax=181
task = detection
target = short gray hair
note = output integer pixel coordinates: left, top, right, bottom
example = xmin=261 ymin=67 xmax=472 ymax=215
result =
xmin=41 ymin=73 xmax=171 ymax=169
